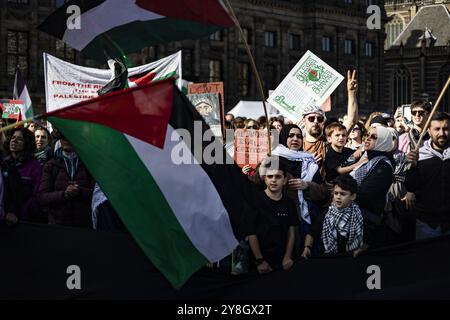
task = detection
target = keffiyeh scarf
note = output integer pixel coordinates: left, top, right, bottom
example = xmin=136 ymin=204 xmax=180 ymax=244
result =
xmin=272 ymin=145 xmax=318 ymax=224
xmin=350 ymin=153 xmax=391 ymax=186
xmin=419 ymin=139 xmax=450 ymax=161
xmin=91 ymin=183 xmax=109 ymax=229
xmin=321 ymin=202 xmax=363 ymax=254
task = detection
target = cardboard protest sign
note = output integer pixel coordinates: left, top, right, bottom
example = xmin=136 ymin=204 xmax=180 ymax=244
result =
xmin=268 ymin=50 xmax=343 ymax=121
xmin=0 ymin=100 xmax=23 ymax=119
xmin=188 ymin=82 xmax=225 ymax=112
xmin=234 ymin=129 xmax=269 ymax=169
xmin=187 ymin=93 xmax=223 ymax=138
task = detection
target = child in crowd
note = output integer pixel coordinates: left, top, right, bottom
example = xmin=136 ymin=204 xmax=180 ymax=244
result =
xmin=247 ymin=157 xmax=299 ymax=274
xmin=302 ymin=174 xmax=365 ymax=258
xmin=324 ymin=123 xmax=366 ymax=182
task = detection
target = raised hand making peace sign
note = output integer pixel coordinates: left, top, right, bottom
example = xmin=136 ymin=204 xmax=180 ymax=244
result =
xmin=347 ymin=69 xmax=358 ymax=93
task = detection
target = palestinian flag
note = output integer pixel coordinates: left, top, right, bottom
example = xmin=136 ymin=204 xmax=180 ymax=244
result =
xmin=44 ymin=79 xmax=255 ymax=289
xmin=38 ymin=0 xmax=235 ymax=61
xmin=13 ymin=69 xmax=33 ymax=119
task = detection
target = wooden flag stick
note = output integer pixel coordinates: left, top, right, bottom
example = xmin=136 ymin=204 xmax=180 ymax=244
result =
xmin=414 ymin=75 xmax=450 ymax=152
xmin=223 ymin=0 xmax=272 ymax=155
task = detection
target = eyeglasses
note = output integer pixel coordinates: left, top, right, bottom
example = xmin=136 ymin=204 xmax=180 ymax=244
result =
xmin=366 ymin=133 xmax=378 ymax=140
xmin=307 ymin=116 xmax=325 ymax=123
xmin=247 ymin=125 xmax=259 ymax=129
xmin=411 ymin=110 xmax=426 ymax=116
xmin=288 ymin=133 xmax=303 ymax=139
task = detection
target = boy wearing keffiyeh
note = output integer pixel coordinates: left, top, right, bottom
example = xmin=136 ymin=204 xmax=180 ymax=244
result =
xmin=302 ymin=174 xmax=365 ymax=258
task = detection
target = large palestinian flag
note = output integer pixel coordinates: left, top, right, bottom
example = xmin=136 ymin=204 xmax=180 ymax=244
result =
xmin=38 ymin=0 xmax=235 ymax=61
xmin=44 ymin=79 xmax=256 ymax=289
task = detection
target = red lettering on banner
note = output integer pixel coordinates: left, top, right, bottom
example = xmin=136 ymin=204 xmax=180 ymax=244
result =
xmin=234 ymin=129 xmax=269 ymax=169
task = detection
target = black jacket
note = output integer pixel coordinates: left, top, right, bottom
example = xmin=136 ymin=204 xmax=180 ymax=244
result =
xmin=406 ymin=156 xmax=450 ymax=230
xmin=356 ymin=161 xmax=394 ymax=217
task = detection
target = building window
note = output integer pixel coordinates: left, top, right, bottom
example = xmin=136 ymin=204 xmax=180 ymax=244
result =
xmin=385 ymin=15 xmax=404 ymax=49
xmin=144 ymin=46 xmax=158 ymax=63
xmin=210 ymin=30 xmax=222 ymax=41
xmin=55 ymin=0 xmax=67 ymax=7
xmin=366 ymin=73 xmax=375 ymax=102
xmin=393 ymin=65 xmax=411 ymax=108
xmin=182 ymin=49 xmax=193 ymax=78
xmin=289 ymin=34 xmax=301 ymax=50
xmin=322 ymin=36 xmax=332 ymax=52
xmin=265 ymin=64 xmax=277 ymax=92
xmin=239 ymin=28 xmax=251 ymax=44
xmin=56 ymin=39 xmax=75 ymax=62
xmin=238 ymin=63 xmax=250 ymax=97
xmin=7 ymin=30 xmax=28 ymax=77
xmin=365 ymin=42 xmax=374 ymax=57
xmin=344 ymin=39 xmax=354 ymax=55
xmin=264 ymin=31 xmax=276 ymax=48
xmin=209 ymin=60 xmax=222 ymax=82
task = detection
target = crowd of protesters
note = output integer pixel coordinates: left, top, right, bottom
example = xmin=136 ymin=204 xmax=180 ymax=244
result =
xmin=0 ymin=71 xmax=449 ymax=277
xmin=227 ymin=73 xmax=450 ymax=274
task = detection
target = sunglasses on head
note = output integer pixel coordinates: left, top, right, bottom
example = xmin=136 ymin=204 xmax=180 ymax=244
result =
xmin=352 ymin=127 xmax=361 ymax=131
xmin=247 ymin=125 xmax=259 ymax=129
xmin=288 ymin=133 xmax=303 ymax=139
xmin=411 ymin=110 xmax=426 ymax=116
xmin=307 ymin=115 xmax=325 ymax=123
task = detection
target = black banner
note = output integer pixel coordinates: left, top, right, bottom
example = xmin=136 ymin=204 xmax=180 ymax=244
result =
xmin=1 ymin=221 xmax=450 ymax=300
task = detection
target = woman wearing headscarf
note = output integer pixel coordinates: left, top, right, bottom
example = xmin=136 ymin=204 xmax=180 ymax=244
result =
xmin=350 ymin=125 xmax=395 ymax=248
xmin=272 ymin=124 xmax=331 ymax=254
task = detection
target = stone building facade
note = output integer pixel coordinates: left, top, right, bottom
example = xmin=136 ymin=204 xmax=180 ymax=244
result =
xmin=0 ymin=0 xmax=387 ymax=116
xmin=384 ymin=2 xmax=450 ymax=112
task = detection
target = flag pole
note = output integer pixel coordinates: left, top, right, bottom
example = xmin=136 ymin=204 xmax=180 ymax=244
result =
xmin=0 ymin=118 xmax=34 ymax=133
xmin=223 ymin=0 xmax=272 ymax=156
xmin=102 ymin=33 xmax=131 ymax=68
xmin=414 ymin=75 xmax=450 ymax=151
xmin=406 ymin=75 xmax=450 ymax=171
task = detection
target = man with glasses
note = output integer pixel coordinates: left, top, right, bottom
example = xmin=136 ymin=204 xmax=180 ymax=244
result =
xmin=302 ymin=70 xmax=359 ymax=177
xmin=398 ymin=100 xmax=431 ymax=153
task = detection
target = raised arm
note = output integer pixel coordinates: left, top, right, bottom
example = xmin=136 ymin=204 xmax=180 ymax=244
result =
xmin=343 ymin=70 xmax=359 ymax=132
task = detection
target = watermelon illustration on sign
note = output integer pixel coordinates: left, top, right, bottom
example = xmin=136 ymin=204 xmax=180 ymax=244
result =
xmin=307 ymin=66 xmax=322 ymax=82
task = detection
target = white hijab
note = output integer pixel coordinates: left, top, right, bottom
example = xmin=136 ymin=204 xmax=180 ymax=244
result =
xmin=374 ymin=126 xmax=395 ymax=152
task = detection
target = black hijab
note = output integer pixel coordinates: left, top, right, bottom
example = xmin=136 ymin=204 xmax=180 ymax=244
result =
xmin=278 ymin=124 xmax=302 ymax=148
xmin=277 ymin=124 xmax=304 ymax=178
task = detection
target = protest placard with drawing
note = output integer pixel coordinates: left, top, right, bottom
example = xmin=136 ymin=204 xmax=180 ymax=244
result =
xmin=268 ymin=50 xmax=344 ymax=121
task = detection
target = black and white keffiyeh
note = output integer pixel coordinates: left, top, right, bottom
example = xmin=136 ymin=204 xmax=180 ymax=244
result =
xmin=350 ymin=154 xmax=391 ymax=186
xmin=272 ymin=144 xmax=318 ymax=224
xmin=419 ymin=139 xmax=450 ymax=161
xmin=91 ymin=183 xmax=108 ymax=229
xmin=321 ymin=202 xmax=363 ymax=254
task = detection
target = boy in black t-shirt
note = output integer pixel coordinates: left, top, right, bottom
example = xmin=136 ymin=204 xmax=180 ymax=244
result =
xmin=248 ymin=162 xmax=299 ymax=274
xmin=324 ymin=122 xmax=366 ymax=182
